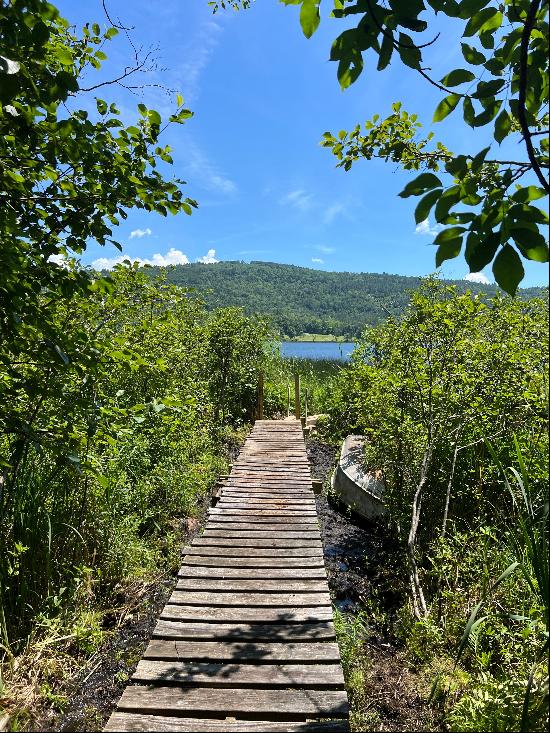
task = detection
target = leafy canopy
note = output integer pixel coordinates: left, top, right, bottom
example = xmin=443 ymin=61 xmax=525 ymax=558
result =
xmin=0 ymin=0 xmax=195 ymax=369
xmin=213 ymin=0 xmax=549 ymax=293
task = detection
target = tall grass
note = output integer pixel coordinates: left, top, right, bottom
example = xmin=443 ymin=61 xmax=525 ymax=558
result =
xmin=264 ymin=357 xmax=344 ymax=417
xmin=448 ymin=439 xmax=549 ymax=732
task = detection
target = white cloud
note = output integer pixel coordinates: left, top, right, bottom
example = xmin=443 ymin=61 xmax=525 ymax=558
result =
xmin=415 ymin=219 xmax=443 ymax=237
xmin=48 ymin=253 xmax=70 ymax=267
xmin=130 ymin=227 xmax=152 ymax=239
xmin=464 ymin=272 xmax=491 ymax=285
xmin=312 ymin=258 xmax=324 ymax=264
xmin=176 ymin=20 xmax=223 ymax=103
xmin=91 ymin=247 xmax=190 ymax=270
xmin=314 ymin=244 xmax=336 ymax=254
xmin=196 ymin=248 xmax=219 ymax=264
xmin=186 ymin=141 xmax=237 ymax=195
xmin=323 ymin=202 xmax=346 ymax=224
xmin=281 ymin=189 xmax=314 ymax=212
xmin=147 ymin=248 xmax=190 ymax=266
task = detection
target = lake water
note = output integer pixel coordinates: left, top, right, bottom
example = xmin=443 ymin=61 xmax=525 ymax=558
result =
xmin=280 ymin=341 xmax=356 ymax=361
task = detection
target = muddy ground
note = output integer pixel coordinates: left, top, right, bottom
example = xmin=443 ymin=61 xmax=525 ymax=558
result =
xmin=307 ymin=438 xmax=436 ymax=732
xmin=41 ymin=436 xmax=435 ymax=732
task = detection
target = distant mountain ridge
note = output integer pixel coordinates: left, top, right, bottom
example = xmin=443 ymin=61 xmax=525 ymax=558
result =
xmin=162 ymin=261 xmax=547 ymax=338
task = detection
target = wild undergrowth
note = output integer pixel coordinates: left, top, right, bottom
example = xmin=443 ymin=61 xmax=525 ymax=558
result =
xmin=263 ymin=356 xmax=343 ymax=418
xmin=0 ymin=266 xmax=272 ymax=725
xmin=326 ymin=279 xmax=549 ymax=732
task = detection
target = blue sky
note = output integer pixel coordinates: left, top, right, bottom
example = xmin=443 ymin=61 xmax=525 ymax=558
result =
xmin=58 ymin=0 xmax=548 ymax=287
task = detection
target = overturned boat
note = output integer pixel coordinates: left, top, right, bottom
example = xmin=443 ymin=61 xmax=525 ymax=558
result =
xmin=331 ymin=435 xmax=386 ymax=519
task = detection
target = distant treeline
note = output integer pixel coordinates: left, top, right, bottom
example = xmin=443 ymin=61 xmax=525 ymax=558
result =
xmin=157 ymin=261 xmax=546 ymax=338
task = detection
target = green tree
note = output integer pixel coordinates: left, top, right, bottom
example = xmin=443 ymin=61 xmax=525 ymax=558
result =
xmin=205 ymin=307 xmax=272 ymax=422
xmin=0 ymin=0 xmax=195 ymax=466
xmin=212 ymin=0 xmax=549 ymax=293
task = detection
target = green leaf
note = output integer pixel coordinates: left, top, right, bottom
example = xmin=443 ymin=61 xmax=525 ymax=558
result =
xmin=337 ymin=51 xmax=363 ymax=89
xmin=435 ymin=236 xmax=463 ymax=266
xmin=463 ymin=97 xmax=476 ymax=126
xmin=472 ymin=99 xmax=502 ymax=126
xmin=433 ymin=93 xmax=461 ymax=122
xmin=511 ymin=186 xmax=547 ymax=203
xmin=55 ymin=46 xmax=73 ymax=65
xmin=461 ymin=43 xmax=485 ymax=65
xmin=399 ymin=173 xmax=443 ymax=198
xmin=470 ymin=146 xmax=490 ymax=173
xmin=465 ymin=231 xmax=500 ymax=271
xmin=492 ymin=244 xmax=524 ymax=294
xmin=148 ymin=109 xmax=161 ymax=126
xmin=414 ymin=189 xmax=443 ymax=224
xmin=434 ymin=186 xmax=462 ymax=222
xmin=434 ymin=226 xmax=466 ymax=244
xmin=472 ymin=78 xmax=505 ymax=98
xmin=494 ymin=109 xmax=511 ymax=143
xmin=398 ymin=33 xmax=421 ymax=69
xmin=440 ymin=68 xmax=476 ymax=86
xmin=377 ymin=31 xmax=394 ymax=71
xmin=56 ymin=70 xmax=79 ymax=93
xmin=31 ymin=21 xmax=50 ymax=47
xmin=464 ymin=8 xmax=502 ymax=37
xmin=510 ymin=228 xmax=549 ymax=262
xmin=299 ymin=0 xmax=320 ymax=39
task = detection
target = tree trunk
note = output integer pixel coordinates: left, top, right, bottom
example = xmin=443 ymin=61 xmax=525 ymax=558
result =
xmin=407 ymin=445 xmax=432 ymax=619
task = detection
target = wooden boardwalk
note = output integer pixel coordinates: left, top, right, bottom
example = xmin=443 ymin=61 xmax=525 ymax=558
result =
xmin=105 ymin=420 xmax=349 ymax=732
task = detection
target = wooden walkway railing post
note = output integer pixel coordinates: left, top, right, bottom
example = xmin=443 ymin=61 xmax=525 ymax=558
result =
xmin=294 ymin=373 xmax=301 ymax=421
xmin=105 ymin=419 xmax=349 ymax=732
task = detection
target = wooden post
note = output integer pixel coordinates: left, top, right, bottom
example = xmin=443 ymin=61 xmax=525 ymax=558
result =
xmin=257 ymin=371 xmax=264 ymax=420
xmin=294 ymin=373 xmax=301 ymax=420
xmin=287 ymin=385 xmax=291 ymax=417
xmin=305 ymin=388 xmax=309 ymax=423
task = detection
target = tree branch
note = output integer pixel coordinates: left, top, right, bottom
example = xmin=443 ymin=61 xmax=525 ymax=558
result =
xmin=517 ymin=0 xmax=549 ymax=193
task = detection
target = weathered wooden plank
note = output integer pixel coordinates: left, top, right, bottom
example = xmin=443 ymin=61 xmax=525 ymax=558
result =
xmin=209 ymin=508 xmax=317 ymax=515
xmin=224 ymin=481 xmax=312 ymax=486
xmin=115 ymin=686 xmax=347 ymax=718
xmin=222 ymin=488 xmax=313 ymax=494
xmin=218 ymin=499 xmax=314 ymax=505
xmin=227 ymin=474 xmax=311 ymax=479
xmin=205 ymin=520 xmax=318 ymax=530
xmin=204 ymin=516 xmax=318 ymax=526
xmin=143 ymin=640 xmax=341 ymax=663
xmin=105 ymin=713 xmax=349 ymax=732
xmin=160 ymin=606 xmax=333 ymax=624
xmin=180 ymin=557 xmax=325 ymax=568
xmin=216 ymin=498 xmax=316 ymax=505
xmin=229 ymin=467 xmax=309 ymax=471
xmin=217 ymin=499 xmax=316 ymax=506
xmin=178 ymin=567 xmax=327 ymax=579
xmin=206 ymin=523 xmax=318 ymax=532
xmin=209 ymin=502 xmax=318 ymax=519
xmin=224 ymin=483 xmax=313 ymax=489
xmin=153 ymin=620 xmax=336 ymax=641
xmin=202 ymin=530 xmax=321 ymax=540
xmin=132 ymin=660 xmax=345 ymax=687
xmin=183 ymin=547 xmax=323 ymax=558
xmin=175 ymin=579 xmax=327 ymax=592
xmin=191 ymin=538 xmax=322 ymax=549
xmin=168 ymin=591 xmax=331 ymax=606
xmin=223 ymin=484 xmax=311 ymax=488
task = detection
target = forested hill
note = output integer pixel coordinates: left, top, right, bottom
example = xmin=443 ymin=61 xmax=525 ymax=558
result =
xmin=163 ymin=261 xmax=546 ymax=338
